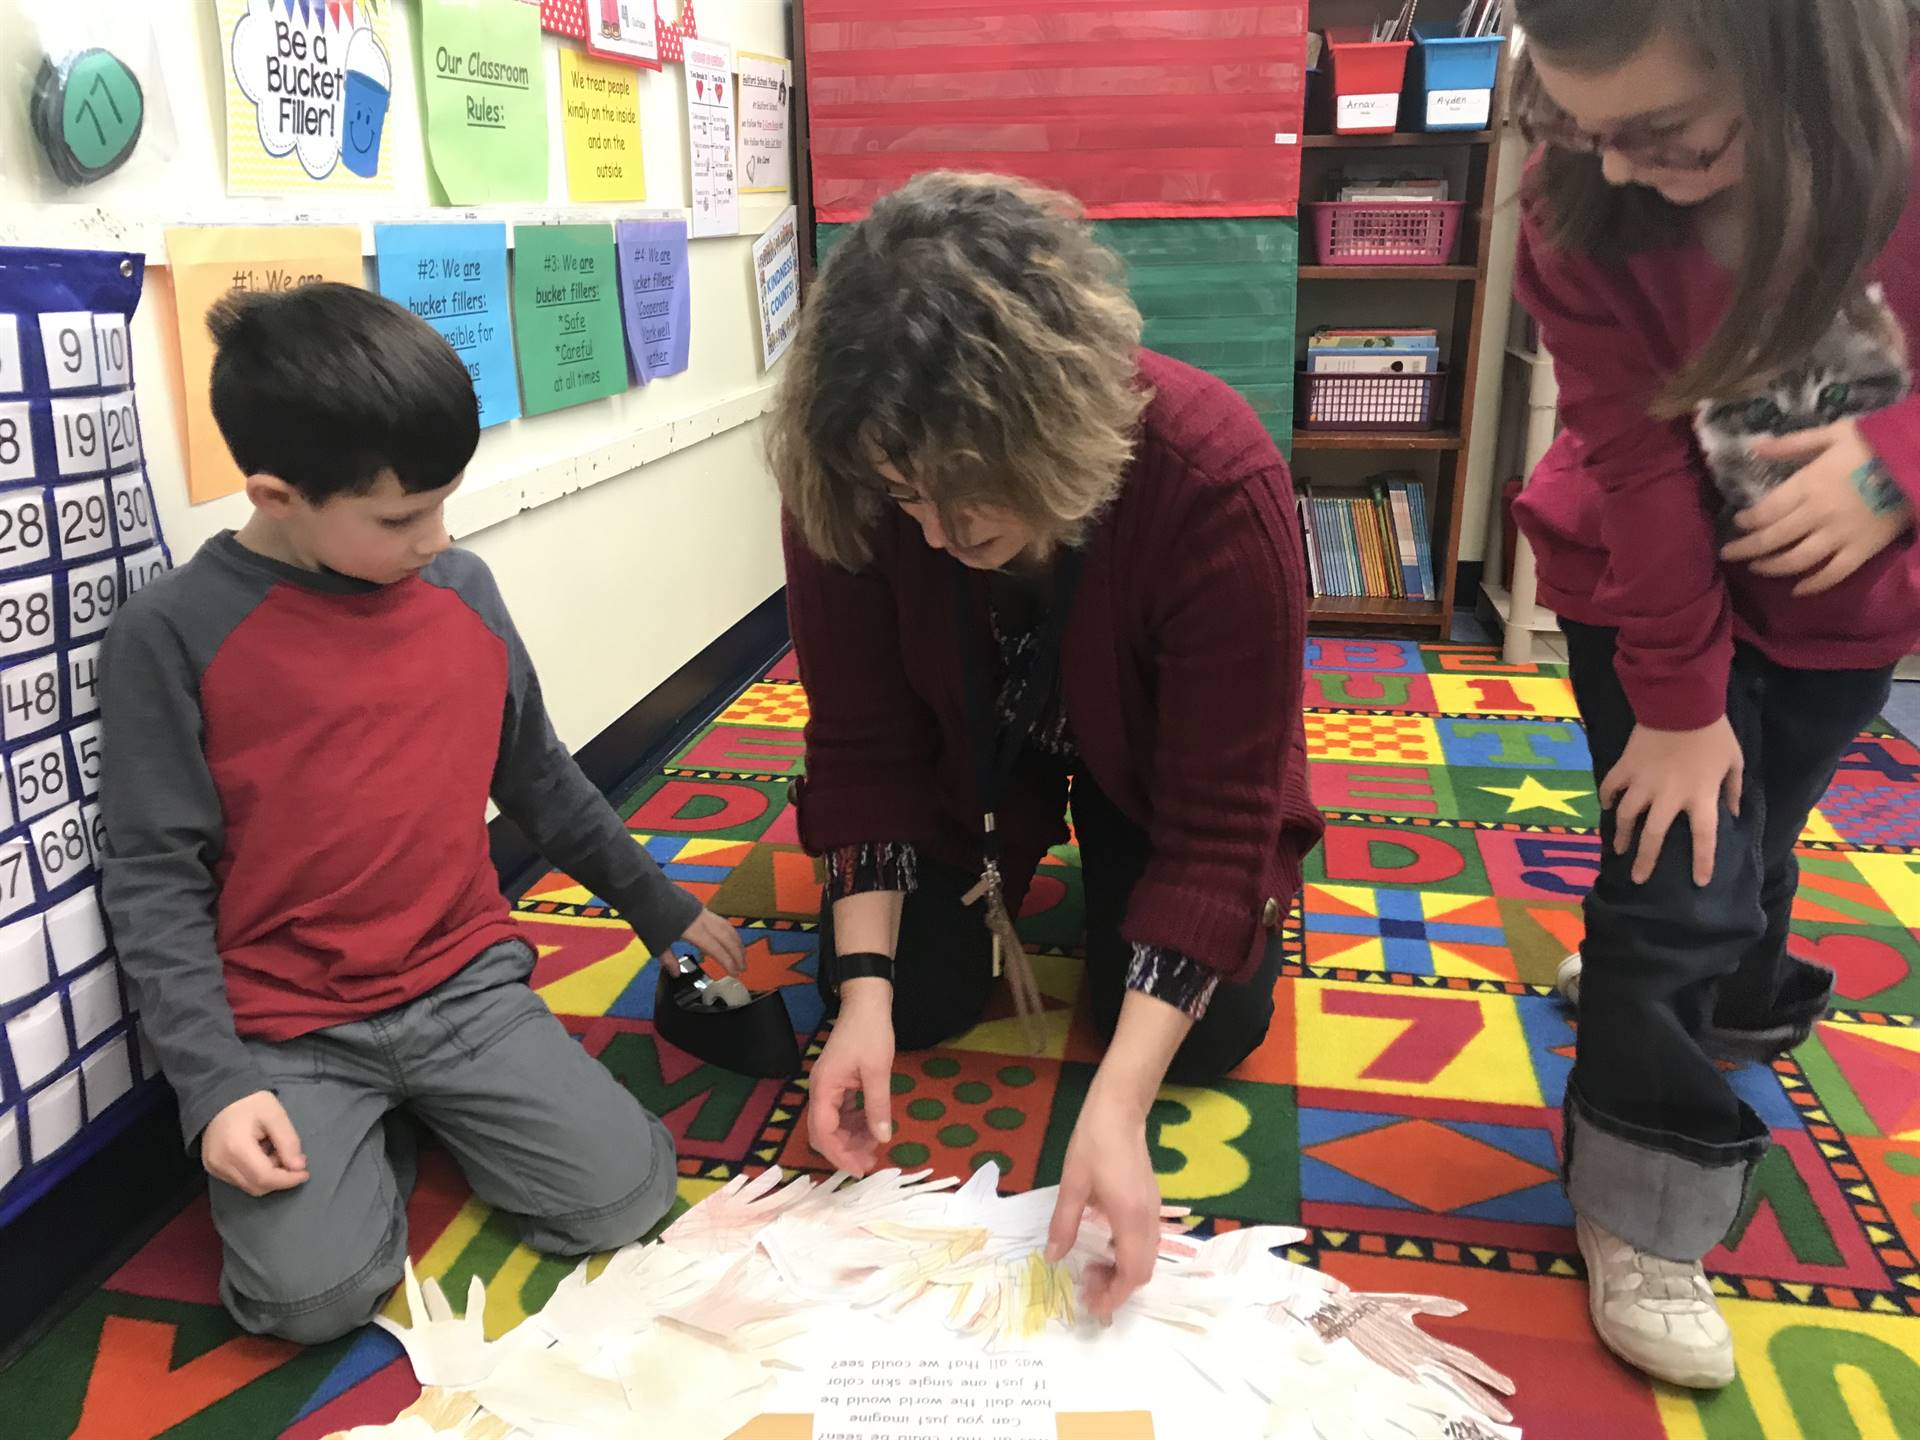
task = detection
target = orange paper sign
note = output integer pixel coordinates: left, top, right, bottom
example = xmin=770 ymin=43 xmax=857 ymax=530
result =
xmin=163 ymin=226 xmax=366 ymax=504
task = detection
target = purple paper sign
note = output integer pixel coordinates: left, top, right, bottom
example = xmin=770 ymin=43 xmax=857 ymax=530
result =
xmin=615 ymin=219 xmax=691 ymax=383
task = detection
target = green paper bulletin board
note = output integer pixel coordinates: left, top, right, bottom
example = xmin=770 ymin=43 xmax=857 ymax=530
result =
xmin=817 ymin=219 xmax=1300 ymax=456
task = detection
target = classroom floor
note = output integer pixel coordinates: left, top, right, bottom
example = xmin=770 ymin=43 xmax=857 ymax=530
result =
xmin=3 ymin=637 xmax=1919 ymax=1437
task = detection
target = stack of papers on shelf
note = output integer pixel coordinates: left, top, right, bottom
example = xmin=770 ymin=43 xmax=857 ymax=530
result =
xmin=1307 ymin=328 xmax=1440 ymax=374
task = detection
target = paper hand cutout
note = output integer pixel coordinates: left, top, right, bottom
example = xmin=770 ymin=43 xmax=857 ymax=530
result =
xmin=533 ymin=1239 xmax=719 ymax=1347
xmin=319 ymin=1388 xmax=513 ymax=1440
xmin=1283 ymin=1284 xmax=1517 ymax=1425
xmin=661 ymin=1166 xmax=821 ymax=1253
xmin=374 ymin=1261 xmax=503 ymax=1390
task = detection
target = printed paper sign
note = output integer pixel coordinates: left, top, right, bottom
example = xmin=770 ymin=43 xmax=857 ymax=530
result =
xmin=586 ymin=0 xmax=662 ymax=68
xmin=737 ymin=51 xmax=791 ymax=195
xmin=684 ymin=38 xmax=738 ymax=238
xmin=374 ymin=224 xmax=520 ymax=428
xmin=812 ymin=1353 xmax=1054 ymax=1439
xmin=511 ymin=224 xmax=628 ymax=416
xmin=1426 ymin=88 xmax=1492 ymax=129
xmin=1335 ymin=91 xmax=1399 ymax=131
xmin=163 ymin=226 xmax=366 ymax=502
xmin=217 ymin=0 xmax=394 ymax=194
xmin=751 ymin=205 xmax=800 ymax=370
xmin=420 ymin=0 xmax=548 ymax=203
xmin=615 ymin=220 xmax=691 ymax=382
xmin=560 ymin=49 xmax=647 ymax=201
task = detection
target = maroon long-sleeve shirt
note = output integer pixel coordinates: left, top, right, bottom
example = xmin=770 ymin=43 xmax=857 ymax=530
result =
xmin=1513 ymin=71 xmax=1920 ymax=730
xmin=784 ymin=349 xmax=1324 ymax=985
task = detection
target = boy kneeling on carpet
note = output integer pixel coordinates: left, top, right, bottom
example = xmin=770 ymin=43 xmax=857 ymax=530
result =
xmin=97 ymin=283 xmax=744 ymax=1344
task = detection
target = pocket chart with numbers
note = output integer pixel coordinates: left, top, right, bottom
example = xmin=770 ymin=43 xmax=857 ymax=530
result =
xmin=0 ymin=248 xmax=172 ymax=1224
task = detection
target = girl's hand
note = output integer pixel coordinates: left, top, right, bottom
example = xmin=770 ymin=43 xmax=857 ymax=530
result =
xmin=1044 ymin=1080 xmax=1162 ymax=1321
xmin=806 ymin=980 xmax=895 ymax=1175
xmin=1601 ymin=717 xmax=1744 ymax=886
xmin=1721 ymin=419 xmax=1912 ymax=594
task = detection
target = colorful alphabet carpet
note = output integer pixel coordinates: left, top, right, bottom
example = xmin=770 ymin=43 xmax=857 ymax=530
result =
xmin=6 ymin=638 xmax=1920 ymax=1438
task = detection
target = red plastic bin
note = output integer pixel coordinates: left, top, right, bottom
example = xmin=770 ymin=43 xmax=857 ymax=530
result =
xmin=1324 ymin=27 xmax=1413 ymax=134
xmin=1306 ymin=201 xmax=1465 ymax=265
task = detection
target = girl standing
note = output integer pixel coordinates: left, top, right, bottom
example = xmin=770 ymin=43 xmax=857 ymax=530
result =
xmin=1512 ymin=0 xmax=1920 ymax=1388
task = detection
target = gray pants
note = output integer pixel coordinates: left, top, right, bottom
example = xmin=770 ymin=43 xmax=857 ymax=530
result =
xmin=211 ymin=940 xmax=677 ymax=1344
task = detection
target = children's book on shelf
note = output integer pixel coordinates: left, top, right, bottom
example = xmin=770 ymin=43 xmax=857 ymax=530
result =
xmin=1299 ymin=473 xmax=1437 ymax=603
xmin=1333 ymin=166 xmax=1451 ymax=203
xmin=1307 ymin=327 xmax=1439 ymax=375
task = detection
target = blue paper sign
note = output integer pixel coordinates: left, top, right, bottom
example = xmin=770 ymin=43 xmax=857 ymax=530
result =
xmin=615 ymin=219 xmax=691 ymax=384
xmin=373 ymin=223 xmax=519 ymax=428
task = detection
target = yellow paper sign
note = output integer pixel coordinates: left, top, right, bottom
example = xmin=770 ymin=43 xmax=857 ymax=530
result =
xmin=559 ymin=50 xmax=647 ymax=202
xmin=163 ymin=225 xmax=366 ymax=504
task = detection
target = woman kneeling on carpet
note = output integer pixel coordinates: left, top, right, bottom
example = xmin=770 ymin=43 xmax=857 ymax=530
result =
xmin=768 ymin=171 xmax=1323 ymax=1318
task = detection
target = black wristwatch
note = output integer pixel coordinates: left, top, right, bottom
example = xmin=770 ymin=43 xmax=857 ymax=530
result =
xmin=826 ymin=950 xmax=895 ymax=998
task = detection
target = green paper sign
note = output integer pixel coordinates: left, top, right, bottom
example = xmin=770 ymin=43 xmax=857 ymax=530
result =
xmin=511 ymin=224 xmax=628 ymax=417
xmin=61 ymin=51 xmax=143 ymax=173
xmin=421 ymin=0 xmax=547 ymax=204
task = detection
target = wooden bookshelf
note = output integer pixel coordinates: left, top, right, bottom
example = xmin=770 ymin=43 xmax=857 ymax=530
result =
xmin=1294 ymin=4 xmax=1510 ymax=635
xmin=1298 ymin=264 xmax=1476 ymax=281
xmin=1302 ymin=129 xmax=1496 ymax=148
xmin=1295 ymin=428 xmax=1462 ymax=452
xmin=1309 ymin=596 xmax=1448 ymax=626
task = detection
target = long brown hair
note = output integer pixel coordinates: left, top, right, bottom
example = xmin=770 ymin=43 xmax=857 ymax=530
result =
xmin=768 ymin=173 xmax=1147 ymax=570
xmin=1514 ymin=0 xmax=1916 ymax=414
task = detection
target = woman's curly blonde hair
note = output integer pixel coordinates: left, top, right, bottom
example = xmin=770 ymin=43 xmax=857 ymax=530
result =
xmin=767 ymin=172 xmax=1149 ymax=569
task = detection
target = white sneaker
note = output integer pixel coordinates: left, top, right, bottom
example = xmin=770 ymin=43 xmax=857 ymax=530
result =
xmin=1576 ymin=1215 xmax=1735 ymax=1389
xmin=1556 ymin=951 xmax=1583 ymax=1006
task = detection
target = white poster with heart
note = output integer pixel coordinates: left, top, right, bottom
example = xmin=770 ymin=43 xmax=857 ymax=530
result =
xmin=683 ymin=37 xmax=738 ymax=238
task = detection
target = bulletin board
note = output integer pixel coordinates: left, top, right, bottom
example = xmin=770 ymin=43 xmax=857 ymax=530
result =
xmin=0 ymin=0 xmax=796 ymax=552
xmin=0 ymin=0 xmax=796 ymax=1222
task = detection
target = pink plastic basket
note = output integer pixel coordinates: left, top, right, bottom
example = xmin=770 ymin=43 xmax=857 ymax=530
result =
xmin=1307 ymin=201 xmax=1465 ymax=265
xmin=1298 ymin=369 xmax=1446 ymax=431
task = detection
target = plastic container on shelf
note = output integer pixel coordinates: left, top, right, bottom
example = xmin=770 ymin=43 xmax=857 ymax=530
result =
xmin=1298 ymin=369 xmax=1447 ymax=430
xmin=1323 ymin=27 xmax=1413 ymax=134
xmin=1305 ymin=200 xmax=1465 ymax=265
xmin=1403 ymin=24 xmax=1507 ymax=132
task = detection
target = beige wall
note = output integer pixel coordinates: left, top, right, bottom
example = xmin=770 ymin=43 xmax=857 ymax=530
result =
xmin=0 ymin=0 xmax=793 ymax=748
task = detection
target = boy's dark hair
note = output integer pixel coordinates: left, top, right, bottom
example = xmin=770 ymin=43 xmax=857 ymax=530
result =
xmin=206 ymin=282 xmax=479 ymax=503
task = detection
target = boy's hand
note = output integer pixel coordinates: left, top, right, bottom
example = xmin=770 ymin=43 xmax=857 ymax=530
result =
xmin=681 ymin=907 xmax=747 ymax=976
xmin=202 ymin=1091 xmax=310 ymax=1196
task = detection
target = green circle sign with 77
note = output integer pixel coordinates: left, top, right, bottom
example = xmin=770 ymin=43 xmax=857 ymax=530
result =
xmin=60 ymin=50 xmax=144 ymax=175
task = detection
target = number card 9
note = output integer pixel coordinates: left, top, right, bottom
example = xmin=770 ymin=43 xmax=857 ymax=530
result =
xmin=40 ymin=313 xmax=98 ymax=391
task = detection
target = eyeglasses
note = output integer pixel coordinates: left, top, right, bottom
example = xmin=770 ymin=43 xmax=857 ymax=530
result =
xmin=1519 ymin=107 xmax=1744 ymax=173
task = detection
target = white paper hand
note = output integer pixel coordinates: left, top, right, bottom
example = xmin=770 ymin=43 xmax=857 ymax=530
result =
xmin=473 ymin=1340 xmax=632 ymax=1437
xmin=533 ymin=1240 xmax=723 ymax=1347
xmin=1282 ymin=1283 xmax=1518 ymax=1425
xmin=662 ymin=1166 xmax=821 ymax=1253
xmin=373 ymin=1262 xmax=503 ymax=1390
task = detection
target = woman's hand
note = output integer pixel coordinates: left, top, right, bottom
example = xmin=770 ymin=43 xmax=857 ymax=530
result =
xmin=806 ymin=979 xmax=896 ymax=1175
xmin=1044 ymin=989 xmax=1193 ymax=1320
xmin=1601 ymin=717 xmax=1744 ymax=886
xmin=681 ymin=907 xmax=747 ymax=976
xmin=1721 ymin=419 xmax=1912 ymax=594
xmin=1044 ymin=1082 xmax=1162 ymax=1321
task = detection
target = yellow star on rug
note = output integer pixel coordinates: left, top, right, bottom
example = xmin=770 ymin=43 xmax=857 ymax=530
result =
xmin=1482 ymin=774 xmax=1589 ymax=816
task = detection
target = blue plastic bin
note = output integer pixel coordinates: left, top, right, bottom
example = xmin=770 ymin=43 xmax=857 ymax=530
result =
xmin=1403 ymin=24 xmax=1506 ymax=132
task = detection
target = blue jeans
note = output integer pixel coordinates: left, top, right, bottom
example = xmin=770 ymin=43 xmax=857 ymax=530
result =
xmin=1561 ymin=621 xmax=1891 ymax=1260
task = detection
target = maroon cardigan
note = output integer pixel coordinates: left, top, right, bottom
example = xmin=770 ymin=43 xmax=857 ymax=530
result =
xmin=784 ymin=349 xmax=1323 ymax=985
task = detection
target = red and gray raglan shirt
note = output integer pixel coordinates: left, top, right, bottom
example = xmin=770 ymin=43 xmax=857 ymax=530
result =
xmin=97 ymin=533 xmax=700 ymax=1146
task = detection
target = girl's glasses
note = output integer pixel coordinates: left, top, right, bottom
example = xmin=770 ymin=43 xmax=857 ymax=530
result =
xmin=1519 ymin=108 xmax=1744 ymax=174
